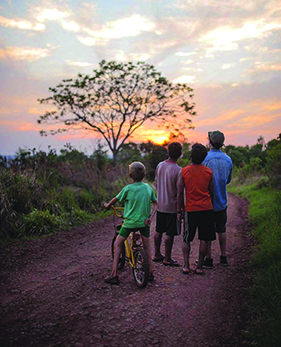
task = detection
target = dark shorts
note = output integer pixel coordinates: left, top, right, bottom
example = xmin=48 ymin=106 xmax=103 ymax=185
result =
xmin=156 ymin=211 xmax=178 ymax=237
xmin=214 ymin=208 xmax=227 ymax=234
xmin=183 ymin=210 xmax=216 ymax=243
xmin=119 ymin=226 xmax=150 ymax=238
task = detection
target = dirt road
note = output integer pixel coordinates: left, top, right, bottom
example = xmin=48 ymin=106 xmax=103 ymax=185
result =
xmin=0 ymin=193 xmax=252 ymax=347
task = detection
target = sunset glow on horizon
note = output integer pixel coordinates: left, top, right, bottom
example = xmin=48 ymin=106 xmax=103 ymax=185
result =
xmin=0 ymin=0 xmax=281 ymax=156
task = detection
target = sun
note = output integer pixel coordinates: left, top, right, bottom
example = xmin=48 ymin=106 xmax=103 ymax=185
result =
xmin=149 ymin=135 xmax=169 ymax=145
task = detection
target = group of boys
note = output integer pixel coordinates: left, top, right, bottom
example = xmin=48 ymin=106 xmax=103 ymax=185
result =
xmin=104 ymin=131 xmax=233 ymax=285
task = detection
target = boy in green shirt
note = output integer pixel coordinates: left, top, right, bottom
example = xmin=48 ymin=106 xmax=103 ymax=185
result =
xmin=104 ymin=162 xmax=157 ymax=285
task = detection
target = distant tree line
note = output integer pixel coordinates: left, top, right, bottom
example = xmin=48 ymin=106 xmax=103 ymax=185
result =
xmin=0 ymin=134 xmax=280 ymax=240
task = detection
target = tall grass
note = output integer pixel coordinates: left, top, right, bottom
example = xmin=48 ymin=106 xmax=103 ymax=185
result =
xmin=228 ymin=177 xmax=281 ymax=347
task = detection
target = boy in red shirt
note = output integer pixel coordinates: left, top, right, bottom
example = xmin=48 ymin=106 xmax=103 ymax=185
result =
xmin=178 ymin=143 xmax=216 ymax=274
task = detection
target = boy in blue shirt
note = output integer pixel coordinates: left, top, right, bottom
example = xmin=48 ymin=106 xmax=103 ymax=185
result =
xmin=104 ymin=162 xmax=157 ymax=285
xmin=203 ymin=131 xmax=233 ymax=267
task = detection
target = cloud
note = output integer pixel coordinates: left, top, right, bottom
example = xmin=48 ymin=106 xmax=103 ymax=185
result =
xmin=0 ymin=46 xmax=52 ymax=62
xmin=222 ymin=63 xmax=236 ymax=69
xmin=28 ymin=107 xmax=41 ymax=114
xmin=0 ymin=119 xmax=40 ymax=132
xmin=175 ymin=52 xmax=196 ymax=57
xmin=200 ymin=20 xmax=281 ymax=49
xmin=76 ymin=36 xmax=96 ymax=46
xmin=172 ymin=0 xmax=258 ymax=11
xmin=254 ymin=63 xmax=281 ymax=72
xmin=172 ymin=75 xmax=196 ymax=83
xmin=78 ymin=14 xmax=156 ymax=45
xmin=113 ymin=51 xmax=153 ymax=62
xmin=0 ymin=15 xmax=45 ymax=31
xmin=252 ymin=100 xmax=281 ymax=111
xmin=61 ymin=20 xmax=80 ymax=32
xmin=36 ymin=8 xmax=69 ymax=22
xmin=66 ymin=60 xmax=93 ymax=67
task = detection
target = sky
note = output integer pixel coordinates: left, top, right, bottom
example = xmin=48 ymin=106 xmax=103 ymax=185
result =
xmin=0 ymin=0 xmax=281 ymax=156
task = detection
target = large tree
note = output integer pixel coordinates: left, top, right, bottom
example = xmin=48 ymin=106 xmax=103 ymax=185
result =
xmin=38 ymin=60 xmax=196 ymax=163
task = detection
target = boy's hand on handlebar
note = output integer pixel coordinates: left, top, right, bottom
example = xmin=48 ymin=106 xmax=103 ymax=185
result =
xmin=103 ymin=203 xmax=110 ymax=210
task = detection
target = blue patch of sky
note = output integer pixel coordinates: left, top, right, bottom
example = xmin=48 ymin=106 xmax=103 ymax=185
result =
xmin=2 ymin=0 xmax=28 ymax=18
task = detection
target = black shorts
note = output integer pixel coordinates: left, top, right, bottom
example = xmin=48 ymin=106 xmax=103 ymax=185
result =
xmin=183 ymin=210 xmax=216 ymax=242
xmin=214 ymin=208 xmax=227 ymax=234
xmin=156 ymin=211 xmax=178 ymax=237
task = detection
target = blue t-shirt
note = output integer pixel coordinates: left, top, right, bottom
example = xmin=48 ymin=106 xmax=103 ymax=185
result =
xmin=116 ymin=182 xmax=157 ymax=228
xmin=203 ymin=149 xmax=233 ymax=211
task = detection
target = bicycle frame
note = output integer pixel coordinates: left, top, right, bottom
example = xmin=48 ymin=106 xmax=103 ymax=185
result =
xmin=109 ymin=206 xmax=150 ymax=288
xmin=111 ymin=206 xmax=139 ymax=269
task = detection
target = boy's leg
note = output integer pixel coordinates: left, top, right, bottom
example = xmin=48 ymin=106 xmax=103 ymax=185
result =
xmin=218 ymin=232 xmax=226 ymax=256
xmin=111 ymin=235 xmax=127 ymax=277
xmin=197 ymin=240 xmax=208 ymax=270
xmin=141 ymin=235 xmax=153 ymax=273
xmin=154 ymin=231 xmax=164 ymax=260
xmin=182 ymin=240 xmax=191 ymax=271
xmin=206 ymin=241 xmax=212 ymax=259
xmin=164 ymin=235 xmax=175 ymax=263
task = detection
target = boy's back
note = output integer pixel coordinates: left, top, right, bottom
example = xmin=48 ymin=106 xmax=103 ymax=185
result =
xmin=116 ymin=182 xmax=156 ymax=228
xmin=181 ymin=164 xmax=213 ymax=212
xmin=156 ymin=160 xmax=182 ymax=213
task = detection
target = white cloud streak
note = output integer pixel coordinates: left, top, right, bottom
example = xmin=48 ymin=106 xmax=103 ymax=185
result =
xmin=0 ymin=15 xmax=45 ymax=31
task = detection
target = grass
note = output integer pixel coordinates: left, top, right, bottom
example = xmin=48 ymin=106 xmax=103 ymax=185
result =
xmin=228 ymin=177 xmax=281 ymax=347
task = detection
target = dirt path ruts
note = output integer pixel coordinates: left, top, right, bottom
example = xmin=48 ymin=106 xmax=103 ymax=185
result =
xmin=0 ymin=193 xmax=252 ymax=347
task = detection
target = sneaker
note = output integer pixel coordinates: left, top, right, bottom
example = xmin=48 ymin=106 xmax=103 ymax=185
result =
xmin=195 ymin=258 xmax=214 ymax=269
xmin=219 ymin=256 xmax=229 ymax=267
xmin=148 ymin=272 xmax=154 ymax=282
xmin=203 ymin=258 xmax=214 ymax=269
xmin=105 ymin=275 xmax=120 ymax=285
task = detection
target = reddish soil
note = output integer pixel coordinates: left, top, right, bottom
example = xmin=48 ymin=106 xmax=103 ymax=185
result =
xmin=0 ymin=193 xmax=252 ymax=347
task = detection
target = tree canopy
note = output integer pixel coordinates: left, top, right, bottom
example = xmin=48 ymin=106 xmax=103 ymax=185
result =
xmin=38 ymin=60 xmax=196 ymax=162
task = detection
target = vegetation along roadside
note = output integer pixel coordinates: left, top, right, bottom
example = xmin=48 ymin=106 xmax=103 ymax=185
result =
xmin=228 ymin=134 xmax=281 ymax=347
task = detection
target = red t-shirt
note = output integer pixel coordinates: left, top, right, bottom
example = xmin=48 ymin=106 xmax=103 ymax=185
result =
xmin=181 ymin=164 xmax=213 ymax=212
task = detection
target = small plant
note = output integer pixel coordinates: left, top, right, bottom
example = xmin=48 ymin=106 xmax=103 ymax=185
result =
xmin=23 ymin=210 xmax=63 ymax=236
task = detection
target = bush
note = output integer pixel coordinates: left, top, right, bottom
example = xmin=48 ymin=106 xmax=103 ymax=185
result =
xmin=67 ymin=209 xmax=95 ymax=226
xmin=74 ymin=190 xmax=102 ymax=212
xmin=23 ymin=210 xmax=63 ymax=236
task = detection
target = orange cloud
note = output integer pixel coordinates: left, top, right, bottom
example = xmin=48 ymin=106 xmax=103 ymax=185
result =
xmin=255 ymin=63 xmax=281 ymax=72
xmin=0 ymin=46 xmax=52 ymax=62
xmin=0 ymin=119 xmax=41 ymax=131
xmin=252 ymin=100 xmax=281 ymax=111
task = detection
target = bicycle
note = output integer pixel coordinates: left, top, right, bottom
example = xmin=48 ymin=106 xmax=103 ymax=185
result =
xmin=109 ymin=206 xmax=150 ymax=289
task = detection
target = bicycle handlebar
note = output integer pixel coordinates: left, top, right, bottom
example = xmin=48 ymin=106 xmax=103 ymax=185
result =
xmin=107 ymin=205 xmax=124 ymax=218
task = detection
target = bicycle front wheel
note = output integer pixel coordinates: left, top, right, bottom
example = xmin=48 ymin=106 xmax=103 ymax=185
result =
xmin=111 ymin=234 xmax=126 ymax=270
xmin=132 ymin=248 xmax=149 ymax=288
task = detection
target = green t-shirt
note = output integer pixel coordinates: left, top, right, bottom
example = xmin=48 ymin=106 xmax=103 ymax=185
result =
xmin=116 ymin=182 xmax=157 ymax=228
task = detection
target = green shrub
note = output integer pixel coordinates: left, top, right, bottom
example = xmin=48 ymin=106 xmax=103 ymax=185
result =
xmin=74 ymin=190 xmax=102 ymax=212
xmin=56 ymin=187 xmax=78 ymax=212
xmin=23 ymin=210 xmax=63 ymax=236
xmin=0 ymin=169 xmax=44 ymax=214
xmin=67 ymin=209 xmax=95 ymax=226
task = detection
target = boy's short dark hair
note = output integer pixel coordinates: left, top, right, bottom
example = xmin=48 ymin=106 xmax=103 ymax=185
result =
xmin=191 ymin=143 xmax=207 ymax=164
xmin=129 ymin=162 xmax=146 ymax=182
xmin=168 ymin=142 xmax=182 ymax=160
xmin=208 ymin=130 xmax=225 ymax=149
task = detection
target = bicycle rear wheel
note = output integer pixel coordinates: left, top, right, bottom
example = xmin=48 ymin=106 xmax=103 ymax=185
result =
xmin=132 ymin=248 xmax=149 ymax=288
xmin=111 ymin=234 xmax=126 ymax=270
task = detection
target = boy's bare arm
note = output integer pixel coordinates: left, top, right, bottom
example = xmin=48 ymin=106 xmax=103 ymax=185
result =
xmin=177 ymin=177 xmax=185 ymax=213
xmin=209 ymin=177 xmax=214 ymax=204
xmin=103 ymin=197 xmax=119 ymax=210
xmin=145 ymin=200 xmax=157 ymax=226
